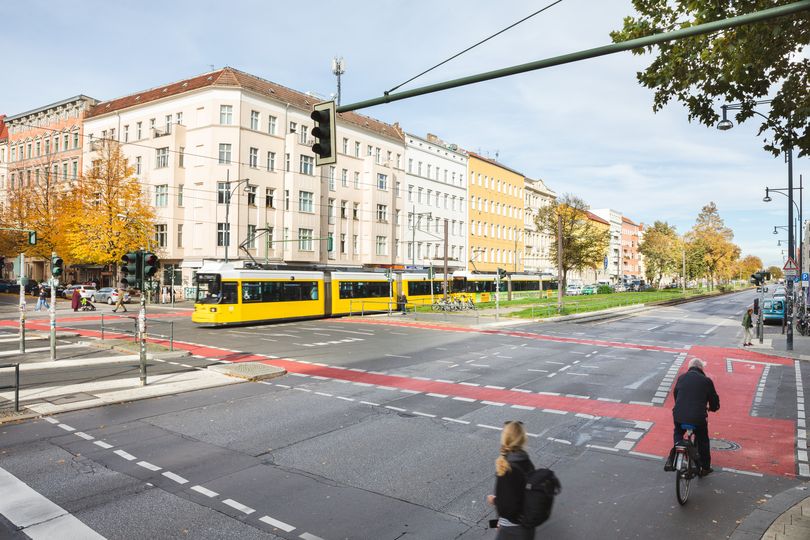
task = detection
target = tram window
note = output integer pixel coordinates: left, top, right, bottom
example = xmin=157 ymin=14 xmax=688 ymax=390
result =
xmin=339 ymin=281 xmax=388 ymax=299
xmin=242 ymin=281 xmax=319 ymax=302
xmin=220 ymin=282 xmax=238 ymax=304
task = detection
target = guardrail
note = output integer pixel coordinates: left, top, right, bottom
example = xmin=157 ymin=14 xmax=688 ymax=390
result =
xmin=99 ymin=314 xmax=174 ymax=351
xmin=0 ymin=363 xmax=20 ymax=412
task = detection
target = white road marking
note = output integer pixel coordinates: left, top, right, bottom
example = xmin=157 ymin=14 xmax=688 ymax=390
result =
xmin=426 ymin=393 xmax=448 ymax=398
xmin=481 ymin=401 xmax=505 ymax=407
xmin=587 ymin=444 xmax=620 ymax=452
xmin=360 ymin=401 xmax=379 ymax=406
xmin=57 ymin=424 xmax=75 ymax=432
xmin=190 ymin=485 xmax=219 ymax=498
xmin=137 ymin=461 xmax=162 ymax=472
xmin=162 ymin=471 xmax=188 ymax=485
xmin=385 ymin=354 xmax=411 ymax=359
xmin=94 ymin=441 xmax=113 ymax=449
xmin=547 ymin=438 xmax=572 ymax=445
xmin=452 ymin=397 xmax=476 ymax=402
xmin=528 ymin=369 xmax=549 ymax=372
xmin=412 ymin=411 xmax=436 ymax=418
xmin=722 ymin=467 xmax=763 ymax=478
xmin=0 ymin=466 xmax=106 ymax=539
xmin=511 ymin=405 xmax=534 ymax=410
xmin=629 ymin=451 xmax=662 ymax=460
xmin=259 ymin=515 xmax=296 ymax=532
xmin=647 ymin=325 xmax=662 ymax=331
xmin=542 ymin=409 xmax=567 ymax=415
xmin=477 ymin=424 xmax=501 ymax=430
xmin=299 ymin=533 xmax=326 ymax=540
xmin=74 ymin=432 xmax=94 ymax=440
xmin=385 ymin=406 xmax=406 ymax=412
xmin=44 ymin=417 xmax=59 ymax=424
xmin=443 ymin=417 xmax=470 ymax=424
xmin=223 ymin=498 xmax=255 ymax=514
xmin=114 ymin=449 xmax=136 ymax=461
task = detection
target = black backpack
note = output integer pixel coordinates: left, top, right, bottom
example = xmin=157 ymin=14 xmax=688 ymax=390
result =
xmin=521 ymin=468 xmax=561 ymax=527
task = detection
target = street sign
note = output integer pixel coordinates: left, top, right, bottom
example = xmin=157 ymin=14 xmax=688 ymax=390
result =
xmin=783 ymin=257 xmax=799 ymax=277
xmin=802 ymin=272 xmax=809 ymax=281
xmin=603 ymin=255 xmax=608 ymax=270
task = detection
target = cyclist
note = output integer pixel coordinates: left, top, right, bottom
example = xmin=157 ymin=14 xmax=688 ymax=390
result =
xmin=672 ymin=358 xmax=720 ymax=475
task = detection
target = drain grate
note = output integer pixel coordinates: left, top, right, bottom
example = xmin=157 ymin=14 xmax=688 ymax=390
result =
xmin=208 ymin=362 xmax=286 ymax=381
xmin=710 ymin=438 xmax=740 ymax=451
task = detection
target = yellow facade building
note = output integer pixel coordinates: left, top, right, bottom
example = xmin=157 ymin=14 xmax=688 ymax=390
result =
xmin=467 ymin=153 xmax=525 ymax=273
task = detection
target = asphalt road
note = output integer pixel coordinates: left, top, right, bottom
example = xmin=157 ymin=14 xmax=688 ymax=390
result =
xmin=0 ymin=290 xmax=807 ymax=539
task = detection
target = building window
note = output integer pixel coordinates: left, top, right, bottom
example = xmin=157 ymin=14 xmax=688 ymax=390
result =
xmin=376 ymin=204 xmax=388 ymax=222
xmin=300 ymin=155 xmax=314 ymax=175
xmin=62 ymin=163 xmax=68 ymax=181
xmin=353 ymin=203 xmax=359 ymax=220
xmin=396 ymin=182 xmax=401 ymax=197
xmin=328 ymin=166 xmax=336 ymax=191
xmin=154 ymin=224 xmax=167 ymax=248
xmin=246 ymin=185 xmax=257 ymax=206
xmin=217 ymin=223 xmax=230 ymax=246
xmin=250 ymin=110 xmax=259 ymax=130
xmin=176 ymin=111 xmax=183 ymax=125
xmin=177 ymin=224 xmax=183 ymax=248
xmin=267 ymin=151 xmax=276 ymax=171
xmin=328 ymin=198 xmax=335 ymax=224
xmin=284 ymin=190 xmax=290 ymax=210
xmin=149 ymin=118 xmax=155 ymax=134
xmin=340 ymin=233 xmax=346 ymax=253
xmin=155 ymin=147 xmax=169 ymax=168
xmin=155 ymin=185 xmax=168 ymax=207
xmin=177 ymin=184 xmax=184 ymax=207
xmin=135 ymin=156 xmax=142 ymax=175
xmin=353 ymin=235 xmax=359 ymax=255
xmin=376 ymin=236 xmax=388 ymax=256
xmin=299 ymin=125 xmax=309 ymax=145
xmin=298 ymin=228 xmax=313 ymax=251
xmin=377 ymin=173 xmax=388 ymax=191
xmin=218 ymin=143 xmax=232 ymax=164
xmin=285 ymin=153 xmax=291 ymax=172
xmin=299 ymin=191 xmax=314 ymax=213
xmin=268 ymin=115 xmax=277 ymax=135
xmin=265 ymin=188 xmax=275 ymax=208
xmin=123 ymin=125 xmax=129 ymax=142
xmin=217 ymin=182 xmax=230 ymax=204
xmin=408 ymin=185 xmax=413 ymax=202
xmin=341 ymin=169 xmax=348 ymax=187
xmin=72 ymin=132 xmax=79 ymax=148
xmin=249 ymin=147 xmax=258 ymax=168
xmin=179 ymin=147 xmax=185 ymax=168
xmin=220 ymin=105 xmax=233 ymax=125
xmin=354 ymin=141 xmax=360 ymax=157
xmin=165 ymin=114 xmax=172 ymax=133
xmin=289 ymin=121 xmax=297 ymax=134
xmin=342 ymin=138 xmax=348 ymax=154
xmin=247 ymin=224 xmax=256 ymax=249
xmin=340 ymin=200 xmax=347 ymax=219
xmin=353 ymin=171 xmax=360 ymax=189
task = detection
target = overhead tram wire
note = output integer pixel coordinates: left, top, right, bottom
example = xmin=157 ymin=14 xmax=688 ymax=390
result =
xmin=385 ymin=0 xmax=565 ymax=95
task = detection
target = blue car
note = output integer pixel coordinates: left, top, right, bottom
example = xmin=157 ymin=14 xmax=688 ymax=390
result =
xmin=762 ymin=299 xmax=785 ymax=324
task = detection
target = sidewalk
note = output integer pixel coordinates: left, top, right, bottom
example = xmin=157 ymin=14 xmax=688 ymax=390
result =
xmin=731 ymin=483 xmax=810 ymax=539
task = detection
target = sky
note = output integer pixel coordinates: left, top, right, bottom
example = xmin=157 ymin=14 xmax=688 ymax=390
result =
xmin=2 ymin=0 xmax=805 ymax=269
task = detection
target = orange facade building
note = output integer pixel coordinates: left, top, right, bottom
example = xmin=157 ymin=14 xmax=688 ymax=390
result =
xmin=622 ymin=216 xmax=643 ymax=279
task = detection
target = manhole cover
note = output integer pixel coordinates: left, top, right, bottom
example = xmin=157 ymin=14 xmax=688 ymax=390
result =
xmin=710 ymin=438 xmax=740 ymax=451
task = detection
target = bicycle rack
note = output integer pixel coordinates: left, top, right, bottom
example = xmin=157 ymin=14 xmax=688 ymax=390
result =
xmin=0 ymin=363 xmax=21 ymax=412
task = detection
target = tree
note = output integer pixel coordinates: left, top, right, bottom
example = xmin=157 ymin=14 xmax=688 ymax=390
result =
xmin=639 ymin=221 xmax=681 ymax=286
xmin=535 ymin=194 xmax=610 ymax=294
xmin=767 ymin=265 xmax=784 ymax=279
xmin=686 ymin=202 xmax=740 ymax=288
xmin=62 ymin=140 xmax=155 ymax=272
xmin=611 ymin=1 xmax=809 ymax=157
xmin=737 ymin=255 xmax=765 ymax=279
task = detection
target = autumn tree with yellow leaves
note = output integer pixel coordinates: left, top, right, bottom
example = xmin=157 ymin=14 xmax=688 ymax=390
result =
xmin=62 ymin=140 xmax=154 ymax=272
xmin=686 ymin=202 xmax=740 ymax=289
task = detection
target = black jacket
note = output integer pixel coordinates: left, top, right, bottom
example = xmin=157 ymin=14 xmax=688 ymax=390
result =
xmin=494 ymin=450 xmax=534 ymax=523
xmin=673 ymin=366 xmax=720 ymax=425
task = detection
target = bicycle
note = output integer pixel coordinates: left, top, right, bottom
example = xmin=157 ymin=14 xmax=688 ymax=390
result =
xmin=673 ymin=423 xmax=700 ymax=505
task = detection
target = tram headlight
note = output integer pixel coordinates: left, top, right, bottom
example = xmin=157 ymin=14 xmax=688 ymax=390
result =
xmin=210 ymin=307 xmax=217 ymax=312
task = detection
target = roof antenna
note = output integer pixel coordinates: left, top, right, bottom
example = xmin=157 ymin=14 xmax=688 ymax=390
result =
xmin=209 ymin=64 xmax=215 ymax=71
xmin=332 ymin=57 xmax=346 ymax=106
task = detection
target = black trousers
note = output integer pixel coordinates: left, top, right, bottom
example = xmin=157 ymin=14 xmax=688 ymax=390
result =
xmin=673 ymin=421 xmax=711 ymax=469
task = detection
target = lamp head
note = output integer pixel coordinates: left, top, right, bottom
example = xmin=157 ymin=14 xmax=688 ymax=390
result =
xmin=763 ymin=187 xmax=772 ymax=202
xmin=716 ymin=105 xmax=733 ymax=131
xmin=773 ymin=227 xmax=778 ymax=235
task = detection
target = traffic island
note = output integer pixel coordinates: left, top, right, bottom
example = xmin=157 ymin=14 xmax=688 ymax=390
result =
xmin=207 ymin=362 xmax=286 ymax=382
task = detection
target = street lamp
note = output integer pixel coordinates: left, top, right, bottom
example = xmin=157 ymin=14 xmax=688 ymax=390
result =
xmin=718 ymin=99 xmax=797 ymax=350
xmin=764 ymin=178 xmax=803 ymax=273
xmin=223 ymin=176 xmax=251 ymax=264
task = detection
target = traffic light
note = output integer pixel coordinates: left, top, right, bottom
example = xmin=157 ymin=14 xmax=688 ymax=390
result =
xmin=143 ymin=252 xmax=160 ymax=278
xmin=121 ymin=251 xmax=140 ymax=286
xmin=427 ymin=267 xmax=435 ymax=279
xmin=497 ymin=267 xmax=508 ymax=279
xmin=51 ymin=255 xmax=64 ymax=277
xmin=28 ymin=231 xmax=37 ymax=245
xmin=311 ymin=100 xmax=336 ymax=166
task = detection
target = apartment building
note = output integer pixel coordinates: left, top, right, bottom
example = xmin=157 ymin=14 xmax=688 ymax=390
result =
xmin=0 ymin=116 xmax=6 ymax=278
xmin=467 ymin=153 xmax=525 ymax=273
xmin=592 ymin=208 xmax=623 ymax=284
xmin=402 ymin=133 xmax=467 ymax=270
xmin=622 ymin=217 xmax=644 ymax=280
xmin=523 ymin=177 xmax=556 ymax=276
xmin=83 ymin=67 xmax=406 ymax=285
xmin=567 ymin=211 xmax=611 ymax=285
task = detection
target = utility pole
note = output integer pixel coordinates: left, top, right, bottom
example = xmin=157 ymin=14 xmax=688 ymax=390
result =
xmin=49 ymin=252 xmax=57 ymax=361
xmin=682 ymin=244 xmax=686 ymax=293
xmin=443 ymin=219 xmax=449 ymax=301
xmin=138 ymin=249 xmax=147 ymax=385
xmin=18 ymin=253 xmax=25 ymax=354
xmin=557 ymin=213 xmax=563 ymax=313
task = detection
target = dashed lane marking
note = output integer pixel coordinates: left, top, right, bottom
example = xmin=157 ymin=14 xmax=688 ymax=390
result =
xmin=114 ymin=449 xmax=136 ymax=461
xmin=223 ymin=498 xmax=255 ymax=515
xmin=190 ymin=485 xmax=219 ymax=498
xmin=137 ymin=461 xmax=162 ymax=472
xmin=259 ymin=515 xmax=296 ymax=532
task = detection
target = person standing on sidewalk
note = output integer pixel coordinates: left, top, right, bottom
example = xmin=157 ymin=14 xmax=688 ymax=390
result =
xmin=486 ymin=421 xmax=536 ymax=540
xmin=112 ymin=286 xmax=128 ymax=313
xmin=742 ymin=307 xmax=754 ymax=346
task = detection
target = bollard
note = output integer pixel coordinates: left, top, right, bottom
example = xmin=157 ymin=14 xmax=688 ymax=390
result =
xmin=101 ymin=313 xmax=105 ymax=341
xmin=170 ymin=321 xmax=174 ymax=351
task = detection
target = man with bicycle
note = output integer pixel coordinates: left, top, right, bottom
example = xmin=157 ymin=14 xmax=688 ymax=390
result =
xmin=672 ymin=358 xmax=720 ymax=475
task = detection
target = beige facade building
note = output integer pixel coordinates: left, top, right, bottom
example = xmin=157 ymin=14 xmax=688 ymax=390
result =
xmin=523 ymin=177 xmax=556 ymax=275
xmin=83 ymin=68 xmax=406 ymax=287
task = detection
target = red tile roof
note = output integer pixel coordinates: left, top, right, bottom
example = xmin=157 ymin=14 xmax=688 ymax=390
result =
xmin=86 ymin=67 xmax=404 ymax=142
xmin=0 ymin=115 xmax=7 ymax=141
xmin=622 ymin=216 xmax=639 ymax=226
xmin=587 ymin=211 xmax=610 ymax=225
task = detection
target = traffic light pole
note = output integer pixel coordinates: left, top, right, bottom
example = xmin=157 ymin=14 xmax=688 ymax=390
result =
xmin=50 ymin=251 xmax=57 ymax=361
xmin=139 ymin=248 xmax=147 ymax=385
xmin=18 ymin=253 xmax=25 ymax=354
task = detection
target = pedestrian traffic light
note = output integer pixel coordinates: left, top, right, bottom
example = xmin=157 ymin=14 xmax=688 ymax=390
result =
xmin=51 ymin=255 xmax=64 ymax=277
xmin=427 ymin=267 xmax=435 ymax=279
xmin=121 ymin=252 xmax=140 ymax=286
xmin=28 ymin=231 xmax=37 ymax=245
xmin=497 ymin=267 xmax=508 ymax=279
xmin=143 ymin=252 xmax=159 ymax=278
xmin=311 ymin=100 xmax=336 ymax=166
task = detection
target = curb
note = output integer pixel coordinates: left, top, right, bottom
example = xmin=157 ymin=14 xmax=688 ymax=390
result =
xmin=729 ymin=483 xmax=810 ymax=540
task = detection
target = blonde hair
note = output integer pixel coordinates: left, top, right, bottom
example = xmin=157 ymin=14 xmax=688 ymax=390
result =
xmin=496 ymin=421 xmax=528 ymax=476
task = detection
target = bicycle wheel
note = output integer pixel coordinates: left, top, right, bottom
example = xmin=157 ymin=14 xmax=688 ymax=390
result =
xmin=676 ymin=456 xmax=691 ymax=505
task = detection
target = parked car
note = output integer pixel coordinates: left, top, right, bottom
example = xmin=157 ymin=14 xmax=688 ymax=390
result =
xmin=62 ymin=285 xmax=96 ymax=299
xmin=92 ymin=287 xmax=131 ymax=305
xmin=0 ymin=280 xmax=19 ymax=293
xmin=565 ymin=284 xmax=582 ymax=296
xmin=763 ymin=298 xmax=785 ymax=323
xmin=613 ymin=284 xmax=626 ymax=292
xmin=581 ymin=284 xmax=598 ymax=295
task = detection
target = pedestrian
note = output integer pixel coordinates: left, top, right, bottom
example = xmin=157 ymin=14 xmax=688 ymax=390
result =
xmin=742 ymin=307 xmax=754 ymax=346
xmin=35 ymin=287 xmax=49 ymax=311
xmin=71 ymin=288 xmax=81 ymax=312
xmin=672 ymin=358 xmax=720 ymax=476
xmin=112 ymin=285 xmax=128 ymax=313
xmin=398 ymin=293 xmax=407 ymax=314
xmin=161 ymin=285 xmax=168 ymax=304
xmin=486 ymin=421 xmax=536 ymax=539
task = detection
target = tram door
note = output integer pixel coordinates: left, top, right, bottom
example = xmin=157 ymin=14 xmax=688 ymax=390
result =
xmin=323 ymin=272 xmax=333 ymax=316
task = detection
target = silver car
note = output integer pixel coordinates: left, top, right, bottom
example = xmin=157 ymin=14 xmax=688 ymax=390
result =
xmin=92 ymin=287 xmax=131 ymax=305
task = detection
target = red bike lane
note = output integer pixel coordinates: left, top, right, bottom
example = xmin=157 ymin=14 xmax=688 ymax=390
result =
xmin=5 ymin=315 xmax=799 ymax=478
